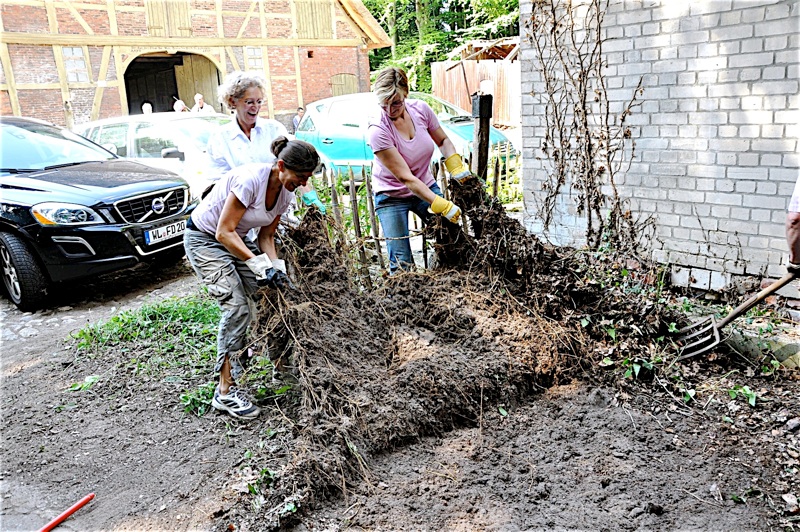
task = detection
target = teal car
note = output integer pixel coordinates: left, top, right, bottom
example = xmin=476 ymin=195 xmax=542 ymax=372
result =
xmin=295 ymin=91 xmax=514 ymax=179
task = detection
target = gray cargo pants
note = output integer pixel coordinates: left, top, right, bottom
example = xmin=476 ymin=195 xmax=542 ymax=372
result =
xmin=184 ymin=228 xmax=260 ymax=381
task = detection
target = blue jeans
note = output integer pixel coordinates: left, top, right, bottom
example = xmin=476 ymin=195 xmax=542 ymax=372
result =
xmin=375 ymin=183 xmax=442 ymax=273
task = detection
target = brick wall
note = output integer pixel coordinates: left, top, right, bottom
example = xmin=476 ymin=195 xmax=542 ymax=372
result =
xmin=1 ymin=4 xmax=48 ymax=33
xmin=9 ymin=45 xmax=59 ymax=85
xmin=299 ymin=46 xmax=370 ymax=104
xmin=520 ymin=0 xmax=799 ymax=294
xmin=17 ymin=89 xmax=63 ymax=125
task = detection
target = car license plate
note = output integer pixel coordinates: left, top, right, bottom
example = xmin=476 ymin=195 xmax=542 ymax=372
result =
xmin=145 ymin=220 xmax=186 ymax=245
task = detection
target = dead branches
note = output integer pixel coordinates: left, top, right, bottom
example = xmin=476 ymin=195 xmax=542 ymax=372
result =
xmin=524 ymin=0 xmax=650 ymax=254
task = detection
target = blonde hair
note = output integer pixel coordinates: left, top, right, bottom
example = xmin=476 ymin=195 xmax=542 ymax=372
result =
xmin=217 ymin=71 xmax=266 ymax=107
xmin=373 ymin=67 xmax=409 ymax=105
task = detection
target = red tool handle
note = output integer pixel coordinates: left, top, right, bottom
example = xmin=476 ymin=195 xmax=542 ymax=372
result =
xmin=39 ymin=493 xmax=95 ymax=532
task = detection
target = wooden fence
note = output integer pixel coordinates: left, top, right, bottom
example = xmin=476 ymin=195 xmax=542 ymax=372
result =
xmin=431 ymin=60 xmax=521 ymax=128
xmin=316 ymin=144 xmax=521 ymax=287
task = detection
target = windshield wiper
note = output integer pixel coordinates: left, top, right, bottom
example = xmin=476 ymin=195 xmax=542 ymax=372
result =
xmin=43 ymin=161 xmax=91 ymax=170
xmin=0 ymin=168 xmax=37 ymax=174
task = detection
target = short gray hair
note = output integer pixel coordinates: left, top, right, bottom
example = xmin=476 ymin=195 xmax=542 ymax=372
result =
xmin=217 ymin=71 xmax=266 ymax=107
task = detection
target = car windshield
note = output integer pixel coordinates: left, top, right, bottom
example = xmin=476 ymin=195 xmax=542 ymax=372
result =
xmin=1 ymin=121 xmax=115 ymax=171
xmin=327 ymin=99 xmax=374 ymax=128
xmin=410 ymin=93 xmax=468 ymax=122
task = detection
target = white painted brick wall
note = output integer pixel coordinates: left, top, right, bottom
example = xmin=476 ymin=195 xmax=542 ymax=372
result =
xmin=520 ymin=0 xmax=800 ymax=296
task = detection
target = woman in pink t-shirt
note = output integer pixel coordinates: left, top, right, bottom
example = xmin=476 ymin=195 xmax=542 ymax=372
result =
xmin=368 ymin=67 xmax=472 ymax=273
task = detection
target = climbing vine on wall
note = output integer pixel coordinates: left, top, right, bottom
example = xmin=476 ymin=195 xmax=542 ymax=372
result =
xmin=524 ymin=0 xmax=652 ymax=253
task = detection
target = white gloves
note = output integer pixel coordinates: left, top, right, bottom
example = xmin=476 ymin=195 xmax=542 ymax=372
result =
xmin=272 ymin=259 xmax=287 ymax=274
xmin=245 ymin=254 xmax=273 ymax=280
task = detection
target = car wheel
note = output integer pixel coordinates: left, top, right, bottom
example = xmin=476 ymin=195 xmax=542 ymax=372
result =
xmin=0 ymin=232 xmax=49 ymax=312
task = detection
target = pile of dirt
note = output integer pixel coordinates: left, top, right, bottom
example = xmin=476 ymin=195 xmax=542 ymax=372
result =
xmin=229 ymin=178 xmax=689 ymax=529
xmin=4 ymin=177 xmax=796 ymax=531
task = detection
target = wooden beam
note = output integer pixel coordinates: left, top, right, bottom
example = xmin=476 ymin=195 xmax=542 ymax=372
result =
xmin=293 ymin=46 xmax=303 ymax=108
xmin=11 ymin=82 xmax=63 ymax=90
xmin=53 ymin=45 xmax=74 ymax=128
xmin=62 ymin=0 xmax=95 ymax=35
xmin=0 ymin=44 xmax=21 ymax=115
xmin=261 ymin=45 xmax=274 ymax=117
xmin=216 ymin=0 xmax=224 ymax=41
xmin=236 ymin=1 xmax=257 ymax=39
xmin=0 ymin=33 xmax=362 ymax=48
xmin=106 ymin=0 xmax=118 ymax=35
xmin=112 ymin=45 xmax=128 ymax=115
xmin=44 ymin=0 xmax=58 ymax=33
xmin=90 ymin=46 xmax=111 ymax=121
xmin=290 ymin=0 xmax=298 ymax=38
xmin=225 ymin=46 xmax=241 ymax=72
xmin=259 ymin=0 xmax=267 ymax=39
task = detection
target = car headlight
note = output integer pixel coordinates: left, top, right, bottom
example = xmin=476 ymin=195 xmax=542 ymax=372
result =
xmin=31 ymin=202 xmax=104 ymax=226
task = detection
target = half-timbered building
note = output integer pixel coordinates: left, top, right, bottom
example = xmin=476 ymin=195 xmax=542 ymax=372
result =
xmin=0 ymin=0 xmax=390 ymax=129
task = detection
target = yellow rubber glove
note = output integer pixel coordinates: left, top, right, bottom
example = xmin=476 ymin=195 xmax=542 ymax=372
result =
xmin=430 ymin=196 xmax=462 ymax=224
xmin=444 ymin=153 xmax=471 ymax=183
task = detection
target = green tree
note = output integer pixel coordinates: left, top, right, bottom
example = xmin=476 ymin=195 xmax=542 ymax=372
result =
xmin=363 ymin=0 xmax=519 ymax=91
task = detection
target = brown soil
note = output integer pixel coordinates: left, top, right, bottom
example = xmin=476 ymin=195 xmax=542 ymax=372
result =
xmin=2 ymin=179 xmax=798 ymax=531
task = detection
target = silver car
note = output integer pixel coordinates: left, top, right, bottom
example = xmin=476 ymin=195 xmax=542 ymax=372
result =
xmin=74 ymin=112 xmax=231 ymax=199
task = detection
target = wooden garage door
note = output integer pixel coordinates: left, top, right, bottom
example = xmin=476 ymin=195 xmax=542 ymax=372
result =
xmin=175 ymin=55 xmax=221 ymax=113
xmin=331 ymin=73 xmax=358 ymax=97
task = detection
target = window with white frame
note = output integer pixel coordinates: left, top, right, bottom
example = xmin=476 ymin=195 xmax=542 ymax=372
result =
xmin=245 ymin=47 xmax=263 ymax=69
xmin=63 ymin=47 xmax=89 ymax=83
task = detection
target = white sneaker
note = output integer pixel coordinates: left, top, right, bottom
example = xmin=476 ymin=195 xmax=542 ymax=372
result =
xmin=211 ymin=387 xmax=260 ymax=420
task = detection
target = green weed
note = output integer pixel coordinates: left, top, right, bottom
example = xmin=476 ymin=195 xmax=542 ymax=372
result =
xmin=180 ymin=382 xmax=216 ymax=417
xmin=73 ymin=295 xmax=220 ymax=350
xmin=73 ymin=295 xmax=219 ymax=376
xmin=727 ymin=385 xmax=757 ymax=407
xmin=761 ymin=359 xmax=780 ymax=376
xmin=68 ymin=375 xmax=100 ymax=391
xmin=622 ymin=357 xmax=653 ymax=380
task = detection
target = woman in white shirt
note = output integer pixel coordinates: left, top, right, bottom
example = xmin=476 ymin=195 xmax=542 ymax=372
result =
xmin=206 ymin=71 xmax=326 ymax=217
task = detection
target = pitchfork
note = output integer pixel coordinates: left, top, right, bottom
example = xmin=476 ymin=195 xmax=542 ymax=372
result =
xmin=673 ymin=272 xmax=797 ymax=363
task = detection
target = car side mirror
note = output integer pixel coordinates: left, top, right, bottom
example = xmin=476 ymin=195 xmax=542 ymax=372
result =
xmin=102 ymin=143 xmax=117 ymax=155
xmin=161 ymin=147 xmax=185 ymax=161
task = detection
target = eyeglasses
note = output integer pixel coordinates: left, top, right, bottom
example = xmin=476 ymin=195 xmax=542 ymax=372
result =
xmin=380 ymin=99 xmax=404 ymax=111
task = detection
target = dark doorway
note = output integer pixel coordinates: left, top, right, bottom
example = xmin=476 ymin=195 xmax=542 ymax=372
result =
xmin=125 ymin=52 xmax=222 ymax=115
xmin=124 ymin=54 xmax=183 ymax=114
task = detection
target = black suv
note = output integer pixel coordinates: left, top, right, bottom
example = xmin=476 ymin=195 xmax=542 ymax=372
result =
xmin=0 ymin=116 xmax=197 ymax=311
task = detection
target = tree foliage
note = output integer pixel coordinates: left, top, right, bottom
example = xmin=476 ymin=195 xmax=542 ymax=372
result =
xmin=363 ymin=0 xmax=519 ymax=91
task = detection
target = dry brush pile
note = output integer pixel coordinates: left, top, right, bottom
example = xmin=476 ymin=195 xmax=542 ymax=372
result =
xmin=237 ymin=177 xmax=682 ymax=529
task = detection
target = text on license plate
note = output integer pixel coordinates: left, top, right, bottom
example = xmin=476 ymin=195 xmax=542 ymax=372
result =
xmin=145 ymin=220 xmax=186 ymax=245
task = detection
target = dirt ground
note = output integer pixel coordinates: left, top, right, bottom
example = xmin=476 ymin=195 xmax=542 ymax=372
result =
xmin=2 ymin=179 xmax=799 ymax=531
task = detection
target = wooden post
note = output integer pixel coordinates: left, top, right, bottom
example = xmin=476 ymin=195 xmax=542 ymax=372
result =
xmin=422 ymin=225 xmax=428 ymax=269
xmin=363 ymin=166 xmax=386 ymax=271
xmin=328 ymin=167 xmax=343 ymax=226
xmin=470 ymin=93 xmax=493 ymax=181
xmin=348 ymin=167 xmax=372 ymax=289
xmin=492 ymin=156 xmax=500 ymax=197
xmin=438 ymin=161 xmax=450 ymax=201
